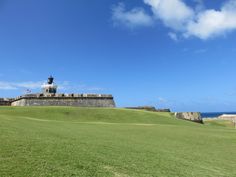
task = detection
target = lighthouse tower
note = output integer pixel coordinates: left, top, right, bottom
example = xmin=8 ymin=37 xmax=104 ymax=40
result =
xmin=42 ymin=76 xmax=57 ymax=94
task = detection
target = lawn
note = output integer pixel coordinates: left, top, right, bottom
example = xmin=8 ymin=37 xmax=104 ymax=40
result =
xmin=0 ymin=107 xmax=235 ymax=177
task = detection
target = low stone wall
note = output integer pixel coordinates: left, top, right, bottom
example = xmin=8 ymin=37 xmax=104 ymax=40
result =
xmin=174 ymin=112 xmax=202 ymax=123
xmin=126 ymin=106 xmax=157 ymax=111
xmin=156 ymin=109 xmax=171 ymax=112
xmin=126 ymin=106 xmax=171 ymax=112
xmin=11 ymin=95 xmax=116 ymax=107
xmin=0 ymin=98 xmax=13 ymax=106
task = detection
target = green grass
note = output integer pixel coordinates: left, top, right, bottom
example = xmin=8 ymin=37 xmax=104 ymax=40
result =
xmin=0 ymin=107 xmax=235 ymax=177
xmin=203 ymin=118 xmax=235 ymax=128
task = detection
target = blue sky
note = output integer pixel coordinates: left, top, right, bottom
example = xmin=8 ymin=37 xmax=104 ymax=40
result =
xmin=0 ymin=0 xmax=236 ymax=112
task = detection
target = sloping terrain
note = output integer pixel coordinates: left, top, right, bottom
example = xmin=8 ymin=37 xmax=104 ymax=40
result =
xmin=0 ymin=107 xmax=235 ymax=177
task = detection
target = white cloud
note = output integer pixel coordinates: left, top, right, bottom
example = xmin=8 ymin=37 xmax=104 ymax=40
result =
xmin=168 ymin=32 xmax=178 ymax=41
xmin=185 ymin=0 xmax=236 ymax=39
xmin=0 ymin=81 xmax=43 ymax=90
xmin=0 ymin=82 xmax=18 ymax=90
xmin=111 ymin=3 xmax=154 ymax=28
xmin=15 ymin=81 xmax=44 ymax=89
xmin=112 ymin=0 xmax=236 ymax=40
xmin=0 ymin=80 xmax=104 ymax=93
xmin=193 ymin=0 xmax=205 ymax=12
xmin=144 ymin=0 xmax=194 ymax=30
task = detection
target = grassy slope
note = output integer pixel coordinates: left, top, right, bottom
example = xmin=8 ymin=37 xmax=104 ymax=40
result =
xmin=0 ymin=107 xmax=235 ymax=177
xmin=203 ymin=119 xmax=235 ymax=128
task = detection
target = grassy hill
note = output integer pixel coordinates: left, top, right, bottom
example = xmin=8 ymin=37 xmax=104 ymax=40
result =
xmin=0 ymin=107 xmax=235 ymax=177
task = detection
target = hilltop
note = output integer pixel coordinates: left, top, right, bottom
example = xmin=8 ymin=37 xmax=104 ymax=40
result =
xmin=0 ymin=107 xmax=235 ymax=177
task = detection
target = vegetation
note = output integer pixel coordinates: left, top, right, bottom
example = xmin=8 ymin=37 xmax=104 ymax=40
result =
xmin=203 ymin=118 xmax=235 ymax=128
xmin=0 ymin=107 xmax=235 ymax=177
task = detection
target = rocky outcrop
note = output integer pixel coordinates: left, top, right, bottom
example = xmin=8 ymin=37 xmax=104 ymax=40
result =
xmin=174 ymin=112 xmax=203 ymax=123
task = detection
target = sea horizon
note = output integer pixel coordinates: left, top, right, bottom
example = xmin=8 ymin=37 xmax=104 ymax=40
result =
xmin=201 ymin=112 xmax=236 ymax=118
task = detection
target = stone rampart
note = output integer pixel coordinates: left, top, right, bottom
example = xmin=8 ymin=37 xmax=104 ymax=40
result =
xmin=0 ymin=98 xmax=14 ymax=106
xmin=11 ymin=94 xmax=116 ymax=107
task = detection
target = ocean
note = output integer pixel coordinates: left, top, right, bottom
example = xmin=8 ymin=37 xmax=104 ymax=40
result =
xmin=201 ymin=112 xmax=236 ymax=118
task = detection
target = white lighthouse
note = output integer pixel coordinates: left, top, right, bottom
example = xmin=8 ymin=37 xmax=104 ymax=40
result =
xmin=41 ymin=76 xmax=57 ymax=94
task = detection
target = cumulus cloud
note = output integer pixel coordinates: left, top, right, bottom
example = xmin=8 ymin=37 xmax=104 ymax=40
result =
xmin=112 ymin=0 xmax=236 ymax=40
xmin=185 ymin=0 xmax=236 ymax=39
xmin=111 ymin=3 xmax=154 ymax=28
xmin=193 ymin=0 xmax=205 ymax=12
xmin=144 ymin=0 xmax=194 ymax=30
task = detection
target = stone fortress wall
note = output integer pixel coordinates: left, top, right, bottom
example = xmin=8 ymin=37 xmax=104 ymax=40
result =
xmin=0 ymin=98 xmax=13 ymax=106
xmin=11 ymin=93 xmax=116 ymax=107
xmin=7 ymin=76 xmax=116 ymax=107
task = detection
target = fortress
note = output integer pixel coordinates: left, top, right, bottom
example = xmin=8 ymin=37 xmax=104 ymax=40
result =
xmin=1 ymin=76 xmax=116 ymax=107
xmin=0 ymin=76 xmax=203 ymax=124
